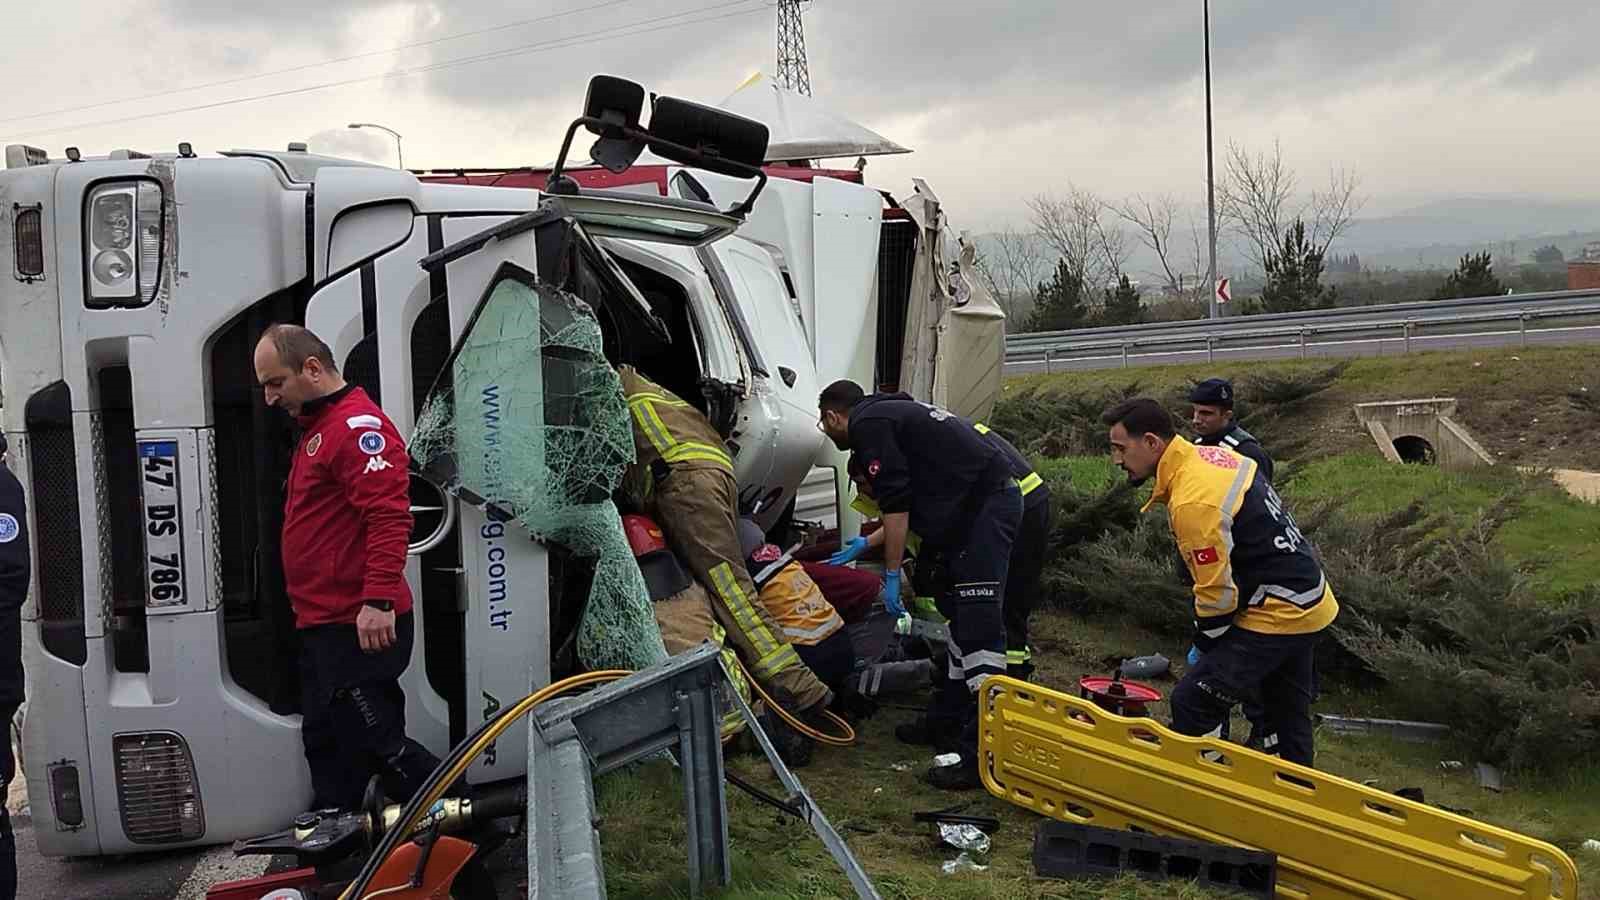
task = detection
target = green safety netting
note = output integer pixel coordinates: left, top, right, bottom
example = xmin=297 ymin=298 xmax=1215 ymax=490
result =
xmin=409 ymin=272 xmax=667 ymax=674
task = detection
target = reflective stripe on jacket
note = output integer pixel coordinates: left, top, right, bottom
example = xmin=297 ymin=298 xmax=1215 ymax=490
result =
xmin=618 ymin=366 xmax=733 ymax=473
xmin=973 ymin=422 xmax=1045 ymax=501
xmin=752 ymin=563 xmax=845 ymax=646
xmin=1144 ymin=436 xmax=1337 ymax=643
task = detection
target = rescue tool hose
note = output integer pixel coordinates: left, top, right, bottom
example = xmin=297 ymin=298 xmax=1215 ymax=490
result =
xmin=340 ymin=669 xmax=631 ymax=900
xmin=731 ymin=655 xmax=855 ymax=747
xmin=342 ymin=658 xmax=854 ymax=898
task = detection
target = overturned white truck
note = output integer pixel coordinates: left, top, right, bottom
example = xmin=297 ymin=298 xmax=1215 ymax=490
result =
xmin=0 ymin=78 xmax=1004 ymax=857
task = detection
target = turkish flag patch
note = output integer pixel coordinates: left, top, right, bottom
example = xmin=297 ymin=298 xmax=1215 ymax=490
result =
xmin=867 ymin=459 xmax=881 ymax=477
xmin=1192 ymin=546 xmax=1221 ymax=566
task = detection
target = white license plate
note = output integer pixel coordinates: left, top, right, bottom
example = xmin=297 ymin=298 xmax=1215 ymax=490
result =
xmin=138 ymin=439 xmax=185 ymax=608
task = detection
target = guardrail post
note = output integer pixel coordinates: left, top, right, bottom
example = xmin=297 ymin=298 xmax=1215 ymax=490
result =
xmin=1299 ymin=329 xmax=1308 ymax=360
xmin=1403 ymin=321 xmax=1413 ymax=353
xmin=1121 ymin=343 xmax=1130 ymax=369
xmin=1206 ymin=336 xmax=1215 ymax=363
xmin=1519 ymin=312 xmax=1528 ymax=349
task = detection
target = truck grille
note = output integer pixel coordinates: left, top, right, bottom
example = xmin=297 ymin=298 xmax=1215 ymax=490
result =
xmin=26 ymin=381 xmax=87 ymax=665
xmin=113 ymin=731 xmax=205 ymax=844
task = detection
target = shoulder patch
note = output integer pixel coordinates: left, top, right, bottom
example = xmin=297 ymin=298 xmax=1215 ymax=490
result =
xmin=1194 ymin=445 xmax=1241 ymax=469
xmin=346 ymin=414 xmax=383 ymax=431
xmin=0 ymin=513 xmax=18 ymax=543
xmin=306 ymin=433 xmax=323 ymax=457
xmin=867 ymin=459 xmax=881 ymax=477
xmin=358 ymin=431 xmax=387 ymax=455
xmin=1222 ymin=434 xmax=1240 ymax=447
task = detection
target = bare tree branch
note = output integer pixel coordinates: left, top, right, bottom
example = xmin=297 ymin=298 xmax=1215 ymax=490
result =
xmin=1217 ymin=138 xmax=1296 ymax=273
xmin=1308 ymin=166 xmax=1364 ymax=256
xmin=1027 ymin=186 xmax=1123 ymax=295
xmin=973 ymin=227 xmax=1043 ymax=320
xmin=1220 ymin=139 xmax=1366 ymax=272
xmin=1115 ymin=193 xmax=1183 ymax=294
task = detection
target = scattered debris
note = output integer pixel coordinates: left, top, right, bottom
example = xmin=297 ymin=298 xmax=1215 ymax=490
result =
xmin=889 ymin=762 xmax=911 ymax=773
xmin=932 ymin=753 xmax=962 ymax=769
xmin=1439 ymin=760 xmax=1465 ymax=771
xmin=1316 ymin=714 xmax=1449 ymax=743
xmin=1361 ymin=778 xmax=1381 ymax=787
xmin=872 ymin=788 xmax=883 ymax=795
xmin=1032 ymin=821 xmax=1276 ymax=899
xmin=1119 ymin=653 xmax=1170 ymax=680
xmin=914 ymin=802 xmax=1000 ymax=835
xmin=1475 ymin=763 xmax=1503 ymax=792
xmin=941 ymin=852 xmax=988 ymax=875
xmin=937 ymin=823 xmax=991 ymax=855
xmin=1580 ymin=839 xmax=1600 ymax=855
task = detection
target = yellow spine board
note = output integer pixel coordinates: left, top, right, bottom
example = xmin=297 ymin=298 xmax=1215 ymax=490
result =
xmin=978 ymin=677 xmax=1577 ymax=900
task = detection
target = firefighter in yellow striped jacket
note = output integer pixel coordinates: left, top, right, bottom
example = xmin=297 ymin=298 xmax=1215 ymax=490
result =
xmin=616 ymin=366 xmax=833 ymax=715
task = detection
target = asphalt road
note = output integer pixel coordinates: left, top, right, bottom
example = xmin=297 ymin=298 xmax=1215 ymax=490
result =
xmin=12 ymin=815 xmax=256 ymax=900
xmin=1003 ymin=323 xmax=1600 ymax=374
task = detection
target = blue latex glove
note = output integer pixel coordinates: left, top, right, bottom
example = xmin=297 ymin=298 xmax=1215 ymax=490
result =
xmin=1187 ymin=645 xmax=1202 ymax=666
xmin=828 ymin=535 xmax=869 ymax=566
xmin=881 ymin=568 xmax=905 ymax=617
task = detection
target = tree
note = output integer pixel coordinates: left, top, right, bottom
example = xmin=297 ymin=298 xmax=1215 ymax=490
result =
xmin=1027 ymin=188 xmax=1127 ymax=293
xmin=1533 ymin=244 xmax=1565 ymax=266
xmin=1259 ymin=219 xmax=1336 ymax=313
xmin=1099 ymin=274 xmax=1144 ymax=326
xmin=973 ymin=227 xmax=1044 ymax=320
xmin=1114 ymin=193 xmax=1207 ymax=302
xmin=1434 ymin=252 xmax=1503 ymax=300
xmin=1217 ymin=139 xmax=1364 ymax=274
xmin=1024 ymin=259 xmax=1091 ymax=333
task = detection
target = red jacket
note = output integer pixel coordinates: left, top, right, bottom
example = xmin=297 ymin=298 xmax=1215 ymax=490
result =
xmin=282 ymin=386 xmax=414 ymax=628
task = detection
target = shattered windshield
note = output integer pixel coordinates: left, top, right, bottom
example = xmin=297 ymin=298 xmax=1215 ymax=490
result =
xmin=410 ymin=263 xmax=667 ymax=674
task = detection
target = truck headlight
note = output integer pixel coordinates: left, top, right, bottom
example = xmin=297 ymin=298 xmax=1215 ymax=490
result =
xmin=84 ymin=180 xmax=164 ymax=307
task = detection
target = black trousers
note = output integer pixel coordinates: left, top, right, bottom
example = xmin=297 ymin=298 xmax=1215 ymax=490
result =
xmin=1170 ymin=628 xmax=1323 ymax=768
xmin=795 ymin=629 xmax=856 ymax=696
xmin=927 ymin=484 xmax=1022 ymax=765
xmin=1003 ymin=493 xmax=1050 ymax=676
xmin=299 ymin=613 xmax=442 ymax=811
xmin=0 ymin=702 xmax=15 ymax=900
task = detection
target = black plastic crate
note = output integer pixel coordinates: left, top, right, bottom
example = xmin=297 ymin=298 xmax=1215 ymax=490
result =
xmin=1033 ymin=820 xmax=1277 ymax=899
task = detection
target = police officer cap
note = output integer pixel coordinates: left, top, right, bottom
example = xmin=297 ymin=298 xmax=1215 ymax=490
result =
xmin=1189 ymin=378 xmax=1234 ymax=408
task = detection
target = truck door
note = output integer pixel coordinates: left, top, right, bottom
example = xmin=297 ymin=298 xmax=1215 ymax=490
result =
xmin=411 ymin=190 xmax=740 ymax=784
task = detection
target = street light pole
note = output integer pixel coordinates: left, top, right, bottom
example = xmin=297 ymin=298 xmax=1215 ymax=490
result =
xmin=348 ymin=122 xmax=404 ymax=170
xmin=1204 ymin=0 xmax=1219 ymax=319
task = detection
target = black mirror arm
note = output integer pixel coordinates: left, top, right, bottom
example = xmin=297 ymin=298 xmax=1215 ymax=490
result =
xmin=548 ymin=116 xmax=771 ymax=217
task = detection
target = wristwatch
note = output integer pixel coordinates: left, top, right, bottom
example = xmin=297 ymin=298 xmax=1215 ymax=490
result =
xmin=363 ymin=599 xmax=394 ymax=612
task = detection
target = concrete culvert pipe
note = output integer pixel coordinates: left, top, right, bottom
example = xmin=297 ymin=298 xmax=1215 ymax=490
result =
xmin=1393 ymin=435 xmax=1437 ymax=464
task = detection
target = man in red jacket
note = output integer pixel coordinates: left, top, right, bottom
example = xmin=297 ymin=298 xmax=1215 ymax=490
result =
xmin=255 ymin=324 xmax=442 ymax=812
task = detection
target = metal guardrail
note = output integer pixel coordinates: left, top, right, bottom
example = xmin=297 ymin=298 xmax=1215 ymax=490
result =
xmin=1003 ymin=288 xmax=1600 ymax=371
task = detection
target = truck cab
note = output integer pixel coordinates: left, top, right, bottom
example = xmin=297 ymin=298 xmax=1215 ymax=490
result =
xmin=0 ymin=78 xmax=1001 ymax=857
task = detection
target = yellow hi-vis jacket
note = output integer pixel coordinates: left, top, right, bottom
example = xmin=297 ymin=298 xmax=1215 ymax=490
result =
xmin=1144 ymin=436 xmax=1338 ymax=646
xmin=753 ymin=562 xmax=845 ymax=646
xmin=619 ymin=365 xmax=732 ymax=472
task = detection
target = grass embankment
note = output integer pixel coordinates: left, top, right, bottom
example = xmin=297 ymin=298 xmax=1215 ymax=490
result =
xmin=591 ymin=605 xmax=1600 ymax=898
xmin=1004 ymin=345 xmax=1600 ymax=471
xmin=599 ymin=347 xmax=1600 ymax=897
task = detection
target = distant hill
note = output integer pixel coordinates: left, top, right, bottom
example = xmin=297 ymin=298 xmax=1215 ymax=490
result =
xmin=972 ymin=194 xmax=1600 ymax=286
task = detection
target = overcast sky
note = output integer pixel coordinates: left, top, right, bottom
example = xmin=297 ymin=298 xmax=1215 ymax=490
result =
xmin=5 ymin=1 xmax=1599 ymax=233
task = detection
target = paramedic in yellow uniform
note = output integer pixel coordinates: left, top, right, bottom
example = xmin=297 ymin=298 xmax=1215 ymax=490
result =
xmin=1102 ymin=398 xmax=1337 ymax=767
